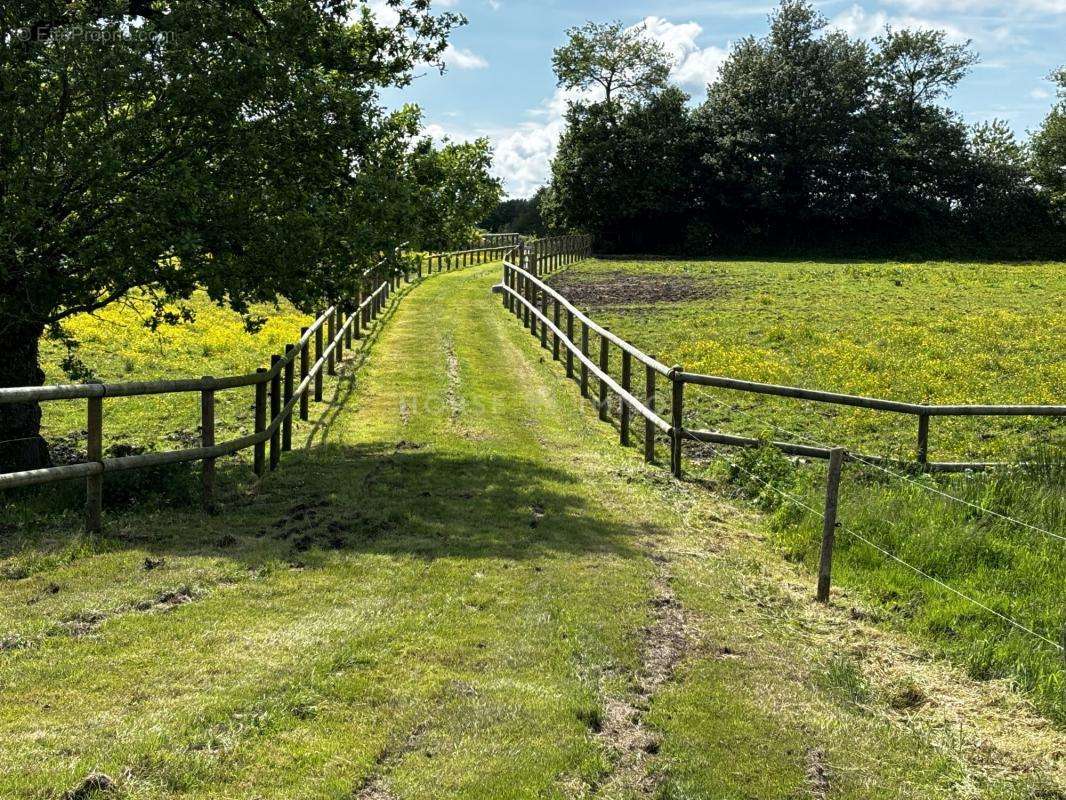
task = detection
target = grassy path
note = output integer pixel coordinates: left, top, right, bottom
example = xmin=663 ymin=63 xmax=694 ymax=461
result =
xmin=1 ymin=263 xmax=1061 ymax=799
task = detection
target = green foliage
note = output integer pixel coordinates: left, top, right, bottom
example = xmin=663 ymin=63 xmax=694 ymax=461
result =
xmin=1032 ymin=68 xmax=1066 ymax=220
xmin=546 ymin=1 xmax=1066 ymax=257
xmin=552 ymin=19 xmax=671 ymax=111
xmin=482 ymin=188 xmax=548 ymax=236
xmin=410 ymin=137 xmax=503 ymax=251
xmin=546 ymin=87 xmax=698 ymax=251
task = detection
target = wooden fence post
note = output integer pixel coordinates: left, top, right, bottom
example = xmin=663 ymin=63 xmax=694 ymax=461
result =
xmin=523 ymin=276 xmax=531 ymax=330
xmin=916 ymin=414 xmax=930 ymax=466
xmin=335 ymin=308 xmax=344 ymax=364
xmin=299 ymin=329 xmax=310 ymax=421
xmin=580 ymin=322 xmax=590 ymax=398
xmin=270 ymin=355 xmax=281 ymax=471
xmin=86 ymin=394 xmax=103 ymax=533
xmin=670 ymin=368 xmax=684 ymax=478
xmin=254 ymin=368 xmax=267 ymax=476
xmin=201 ymin=377 xmax=216 ymax=511
xmin=283 ymin=345 xmax=294 ymax=452
xmin=345 ymin=306 xmax=353 ymax=348
xmin=530 ymin=282 xmax=539 ymax=338
xmin=566 ymin=310 xmax=575 ymax=378
xmin=621 ymin=350 xmax=632 ymax=446
xmin=644 ymin=361 xmax=656 ymax=463
xmin=598 ymin=334 xmax=609 ymax=422
xmin=327 ymin=311 xmax=336 ymax=376
xmin=314 ymin=325 xmax=324 ymax=403
xmin=539 ymin=290 xmax=548 ymax=349
xmin=552 ymin=299 xmax=561 ymax=361
xmin=817 ymin=447 xmax=847 ymax=603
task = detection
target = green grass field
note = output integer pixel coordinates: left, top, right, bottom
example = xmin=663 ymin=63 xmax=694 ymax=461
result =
xmin=36 ymin=290 xmax=312 ymax=455
xmin=4 ymin=262 xmax=1063 ymax=797
xmin=548 ymin=257 xmax=1066 ymax=725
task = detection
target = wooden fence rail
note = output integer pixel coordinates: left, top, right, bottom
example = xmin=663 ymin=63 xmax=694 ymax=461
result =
xmin=497 ymin=249 xmax=1065 ymax=602
xmin=0 ymin=237 xmax=520 ymax=529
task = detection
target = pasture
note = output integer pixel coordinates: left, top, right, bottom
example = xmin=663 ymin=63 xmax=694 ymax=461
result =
xmin=548 ymin=257 xmax=1066 ymax=723
xmin=8 ymin=263 xmax=1062 ymax=797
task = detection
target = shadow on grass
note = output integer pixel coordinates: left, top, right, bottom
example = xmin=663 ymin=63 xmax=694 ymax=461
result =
xmin=0 ymin=440 xmax=648 ymax=569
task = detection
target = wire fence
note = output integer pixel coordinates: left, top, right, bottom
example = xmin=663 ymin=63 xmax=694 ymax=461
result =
xmin=498 ymin=252 xmax=1065 ymax=660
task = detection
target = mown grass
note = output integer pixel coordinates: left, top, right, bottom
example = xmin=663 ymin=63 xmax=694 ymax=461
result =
xmin=2 ymin=262 xmax=1055 ymax=797
xmin=549 ymin=257 xmax=1066 ymax=724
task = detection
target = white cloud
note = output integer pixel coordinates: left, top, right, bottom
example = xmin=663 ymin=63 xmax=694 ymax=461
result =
xmin=443 ymin=44 xmax=488 ymax=69
xmin=829 ymin=5 xmax=970 ymax=41
xmin=1031 ymin=86 xmax=1053 ymax=99
xmin=637 ymin=16 xmax=730 ymax=89
xmin=426 ymin=17 xmax=731 ymax=197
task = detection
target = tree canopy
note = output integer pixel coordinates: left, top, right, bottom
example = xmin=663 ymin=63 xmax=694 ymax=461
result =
xmin=544 ymin=1 xmax=1065 ymax=258
xmin=0 ymin=0 xmax=500 ymax=471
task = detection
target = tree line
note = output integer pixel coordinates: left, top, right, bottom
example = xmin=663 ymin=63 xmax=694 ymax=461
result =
xmin=0 ymin=0 xmax=502 ymax=472
xmin=532 ymin=1 xmax=1066 ymax=258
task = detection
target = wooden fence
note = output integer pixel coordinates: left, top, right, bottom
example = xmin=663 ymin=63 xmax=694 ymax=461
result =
xmin=0 ymin=239 xmax=518 ymax=530
xmin=420 ymin=243 xmax=520 ymax=275
xmin=497 ymin=248 xmax=1065 ymax=600
xmin=477 ymin=233 xmax=522 ymax=248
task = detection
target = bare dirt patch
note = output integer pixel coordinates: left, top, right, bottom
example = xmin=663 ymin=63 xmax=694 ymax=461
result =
xmin=596 ymin=562 xmax=691 ymax=797
xmin=547 ymin=271 xmax=725 ymax=306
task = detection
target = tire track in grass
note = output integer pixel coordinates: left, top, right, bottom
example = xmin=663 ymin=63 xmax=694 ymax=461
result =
xmin=596 ymin=546 xmax=691 ymax=798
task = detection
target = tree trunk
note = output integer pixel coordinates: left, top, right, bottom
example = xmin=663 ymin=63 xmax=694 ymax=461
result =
xmin=0 ymin=322 xmax=51 ymax=473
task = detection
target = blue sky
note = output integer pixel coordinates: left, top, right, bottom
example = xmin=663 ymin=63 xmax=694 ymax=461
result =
xmin=376 ymin=0 xmax=1066 ymax=197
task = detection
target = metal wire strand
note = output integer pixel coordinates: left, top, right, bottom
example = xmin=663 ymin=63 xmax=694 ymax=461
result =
xmin=686 ymin=384 xmax=1065 ymax=544
xmin=679 ymin=413 xmax=1065 ymax=653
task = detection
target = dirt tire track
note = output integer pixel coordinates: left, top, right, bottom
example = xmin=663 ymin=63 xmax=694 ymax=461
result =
xmin=595 ymin=551 xmax=690 ymax=797
xmin=353 ymin=722 xmax=428 ymax=800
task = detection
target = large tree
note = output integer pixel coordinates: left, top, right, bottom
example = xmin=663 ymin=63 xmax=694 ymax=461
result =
xmin=545 ymin=87 xmax=698 ymax=252
xmin=552 ymin=20 xmax=671 ymax=117
xmin=1032 ymin=68 xmax=1066 ymax=220
xmin=0 ymin=0 xmax=459 ymax=471
xmin=546 ymin=19 xmax=697 ymax=251
xmin=409 ymin=137 xmax=503 ymax=251
xmin=694 ymin=0 xmax=873 ymax=246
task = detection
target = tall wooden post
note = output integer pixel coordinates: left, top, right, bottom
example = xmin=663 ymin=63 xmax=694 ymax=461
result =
xmin=283 ymin=345 xmax=295 ymax=452
xmin=552 ymin=299 xmax=561 ymax=361
xmin=916 ymin=414 xmax=930 ymax=466
xmin=299 ymin=328 xmax=310 ymax=421
xmin=270 ymin=355 xmax=281 ymax=471
xmin=644 ymin=362 xmax=657 ymax=463
xmin=580 ymin=322 xmax=590 ymax=398
xmin=817 ymin=448 xmax=847 ymax=603
xmin=539 ymin=290 xmax=548 ymax=349
xmin=522 ymin=276 xmax=531 ymax=329
xmin=327 ymin=311 xmax=336 ymax=376
xmin=620 ymin=350 xmax=632 ymax=446
xmin=335 ymin=308 xmax=344 ymax=364
xmin=314 ymin=324 xmax=324 ymax=403
xmin=86 ymin=394 xmax=103 ymax=532
xmin=566 ymin=311 xmax=575 ymax=378
xmin=201 ymin=377 xmax=216 ymax=510
xmin=254 ymin=368 xmax=267 ymax=476
xmin=598 ymin=335 xmax=609 ymax=421
xmin=670 ymin=368 xmax=684 ymax=478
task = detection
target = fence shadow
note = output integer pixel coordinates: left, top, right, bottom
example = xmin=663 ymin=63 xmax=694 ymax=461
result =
xmin=1 ymin=443 xmax=650 ymax=567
